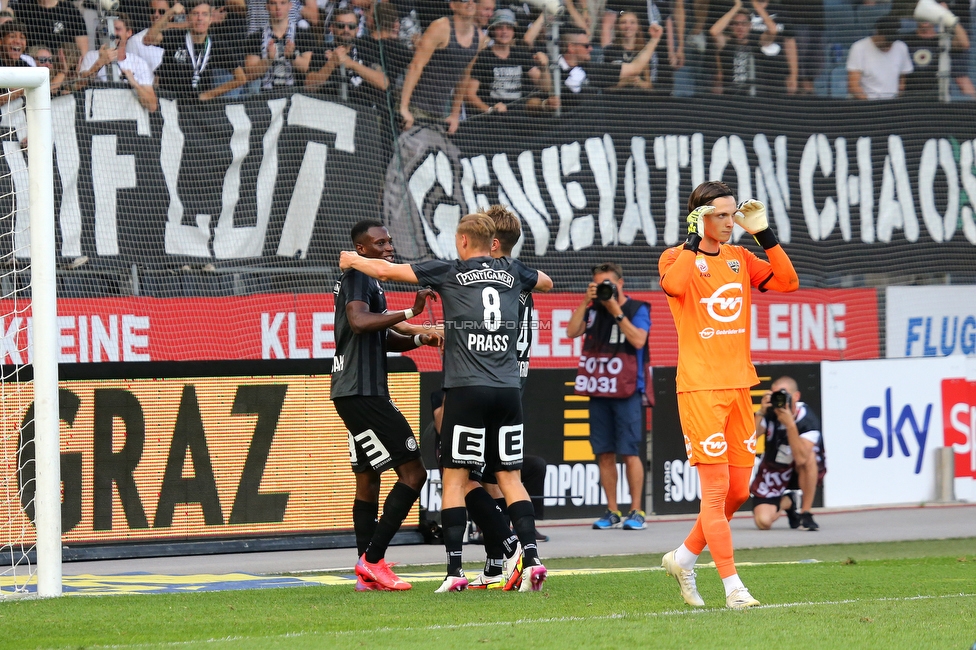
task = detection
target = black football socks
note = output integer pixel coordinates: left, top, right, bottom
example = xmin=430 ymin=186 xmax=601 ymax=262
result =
xmin=365 ymin=482 xmax=420 ymax=564
xmin=352 ymin=499 xmax=378 ymax=558
xmin=508 ymin=499 xmax=542 ymax=565
xmin=441 ymin=506 xmax=467 ymax=576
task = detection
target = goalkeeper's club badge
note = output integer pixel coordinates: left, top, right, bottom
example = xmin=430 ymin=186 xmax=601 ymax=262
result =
xmin=727 ymin=260 xmax=740 ymax=274
xmin=695 ymin=255 xmax=708 ymax=274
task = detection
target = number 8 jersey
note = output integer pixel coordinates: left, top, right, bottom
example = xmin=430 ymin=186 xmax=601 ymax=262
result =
xmin=412 ymin=256 xmax=539 ymax=389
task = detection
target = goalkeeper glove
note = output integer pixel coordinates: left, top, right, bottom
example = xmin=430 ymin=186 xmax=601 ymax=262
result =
xmin=733 ymin=199 xmax=778 ymax=249
xmin=684 ymin=205 xmax=714 ymax=253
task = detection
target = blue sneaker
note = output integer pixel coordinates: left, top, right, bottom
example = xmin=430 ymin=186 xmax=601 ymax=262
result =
xmin=592 ymin=509 xmax=622 ymax=529
xmin=622 ymin=509 xmax=646 ymax=530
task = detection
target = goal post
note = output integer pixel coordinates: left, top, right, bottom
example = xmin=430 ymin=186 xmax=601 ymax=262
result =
xmin=0 ymin=67 xmax=61 ymax=599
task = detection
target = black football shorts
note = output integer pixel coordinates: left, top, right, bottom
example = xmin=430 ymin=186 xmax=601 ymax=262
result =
xmin=440 ymin=386 xmax=524 ymax=473
xmin=333 ymin=396 xmax=422 ymax=473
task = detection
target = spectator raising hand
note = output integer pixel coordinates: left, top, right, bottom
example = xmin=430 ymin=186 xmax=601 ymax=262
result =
xmin=78 ymin=15 xmax=160 ymax=111
xmin=146 ymin=0 xmax=250 ymax=102
xmin=399 ymin=0 xmax=488 ymax=133
xmin=604 ymin=10 xmax=655 ymax=89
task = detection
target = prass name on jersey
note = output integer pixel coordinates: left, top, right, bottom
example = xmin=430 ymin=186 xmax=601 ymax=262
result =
xmin=467 ymin=333 xmax=510 ymax=352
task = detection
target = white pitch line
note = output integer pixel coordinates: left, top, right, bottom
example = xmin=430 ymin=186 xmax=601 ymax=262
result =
xmin=92 ymin=592 xmax=976 ymax=649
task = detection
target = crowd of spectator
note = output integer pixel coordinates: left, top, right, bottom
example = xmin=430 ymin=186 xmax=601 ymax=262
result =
xmin=0 ymin=0 xmax=974 ymax=122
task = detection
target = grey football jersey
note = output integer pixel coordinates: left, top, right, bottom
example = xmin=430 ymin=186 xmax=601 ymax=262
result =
xmin=330 ymin=269 xmax=389 ymax=399
xmin=517 ymin=289 xmax=533 ymax=390
xmin=412 ymin=256 xmax=538 ymax=389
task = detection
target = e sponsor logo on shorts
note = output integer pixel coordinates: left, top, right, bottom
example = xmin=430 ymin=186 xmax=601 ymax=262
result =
xmin=700 ymin=432 xmax=728 ymax=457
xmin=352 ymin=429 xmax=393 ymax=469
xmin=498 ymin=424 xmax=524 ymax=463
xmin=452 ymin=425 xmax=487 ymax=463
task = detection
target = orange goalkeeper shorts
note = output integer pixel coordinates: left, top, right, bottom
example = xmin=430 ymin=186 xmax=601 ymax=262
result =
xmin=676 ymin=388 xmax=757 ymax=468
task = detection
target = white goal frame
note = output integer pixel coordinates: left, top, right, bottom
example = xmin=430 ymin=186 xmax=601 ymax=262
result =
xmin=0 ymin=67 xmax=61 ymax=598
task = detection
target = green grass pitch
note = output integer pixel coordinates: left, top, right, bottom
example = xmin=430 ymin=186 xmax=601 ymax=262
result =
xmin=2 ymin=538 xmax=974 ymax=649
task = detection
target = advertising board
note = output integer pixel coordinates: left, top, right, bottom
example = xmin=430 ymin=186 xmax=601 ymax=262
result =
xmin=885 ymin=286 xmax=976 ymax=358
xmin=9 ymin=360 xmax=418 ymax=554
xmin=821 ymin=356 xmax=974 ymax=506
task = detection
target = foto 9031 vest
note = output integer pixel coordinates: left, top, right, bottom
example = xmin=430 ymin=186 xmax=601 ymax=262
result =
xmin=574 ymin=298 xmax=649 ymax=399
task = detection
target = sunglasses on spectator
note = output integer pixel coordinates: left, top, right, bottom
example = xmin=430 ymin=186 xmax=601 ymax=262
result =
xmin=36 ymin=56 xmax=52 ymax=63
xmin=334 ymin=21 xmax=357 ymax=29
xmin=573 ymin=41 xmax=593 ymax=48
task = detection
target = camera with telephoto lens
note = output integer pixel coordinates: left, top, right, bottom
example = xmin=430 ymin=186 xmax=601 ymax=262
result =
xmin=595 ymin=280 xmax=618 ymax=301
xmin=770 ymin=389 xmax=791 ymax=409
xmin=766 ymin=388 xmax=791 ymax=421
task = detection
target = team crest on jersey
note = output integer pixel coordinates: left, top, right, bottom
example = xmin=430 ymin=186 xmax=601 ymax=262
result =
xmin=727 ymin=260 xmax=740 ymax=273
xmin=695 ymin=255 xmax=708 ymax=274
xmin=175 ymin=48 xmax=189 ymax=63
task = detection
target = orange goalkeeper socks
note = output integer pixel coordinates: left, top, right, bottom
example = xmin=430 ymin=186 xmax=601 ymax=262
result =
xmin=682 ymin=463 xmax=752 ymax=579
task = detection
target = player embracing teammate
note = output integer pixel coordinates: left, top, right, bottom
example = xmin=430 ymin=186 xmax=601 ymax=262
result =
xmin=340 ymin=212 xmax=553 ymax=592
xmin=331 ymin=220 xmax=443 ymax=592
xmin=658 ymin=181 xmax=798 ymax=609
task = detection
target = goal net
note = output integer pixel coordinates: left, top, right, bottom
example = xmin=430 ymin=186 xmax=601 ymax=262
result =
xmin=0 ymin=2 xmax=968 ymax=557
xmin=0 ymin=67 xmax=60 ymax=599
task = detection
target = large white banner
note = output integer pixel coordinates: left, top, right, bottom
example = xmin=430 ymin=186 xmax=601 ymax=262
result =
xmin=821 ymin=356 xmax=969 ymax=507
xmin=885 ymin=286 xmax=976 ymax=358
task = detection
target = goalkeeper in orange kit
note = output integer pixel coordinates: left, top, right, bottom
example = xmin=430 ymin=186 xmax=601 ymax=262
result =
xmin=658 ymin=181 xmax=799 ymax=609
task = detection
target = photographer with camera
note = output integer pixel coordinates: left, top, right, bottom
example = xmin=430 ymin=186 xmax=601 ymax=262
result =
xmin=750 ymin=375 xmax=825 ymax=532
xmin=567 ymin=262 xmax=650 ymax=531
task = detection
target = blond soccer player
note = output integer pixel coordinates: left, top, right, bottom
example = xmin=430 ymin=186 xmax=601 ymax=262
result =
xmin=658 ymin=180 xmax=799 ymax=609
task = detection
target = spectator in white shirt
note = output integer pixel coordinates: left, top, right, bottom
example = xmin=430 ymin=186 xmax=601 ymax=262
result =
xmin=79 ymin=14 xmax=158 ymax=112
xmin=847 ymin=15 xmax=913 ymax=100
xmin=128 ymin=0 xmax=171 ymax=73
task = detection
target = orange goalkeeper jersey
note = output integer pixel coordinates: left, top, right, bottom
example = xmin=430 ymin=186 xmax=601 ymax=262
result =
xmin=659 ymin=244 xmax=775 ymax=393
